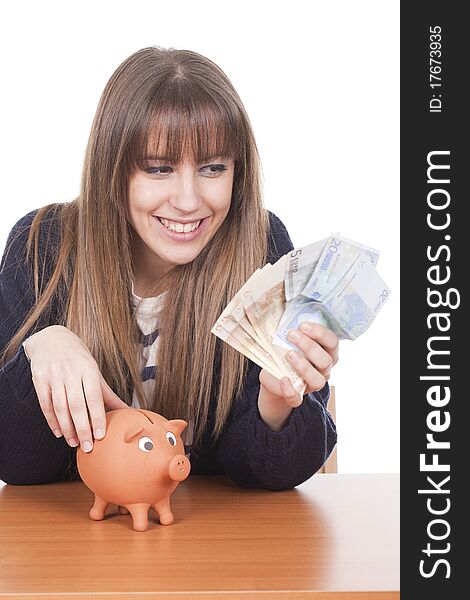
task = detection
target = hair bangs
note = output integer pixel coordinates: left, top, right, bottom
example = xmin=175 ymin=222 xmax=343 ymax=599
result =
xmin=132 ymin=89 xmax=244 ymax=172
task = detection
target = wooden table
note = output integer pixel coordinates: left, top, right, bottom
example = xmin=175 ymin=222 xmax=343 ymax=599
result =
xmin=0 ymin=474 xmax=399 ymax=599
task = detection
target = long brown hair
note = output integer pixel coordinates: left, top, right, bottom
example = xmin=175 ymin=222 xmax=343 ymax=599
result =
xmin=1 ymin=47 xmax=269 ymax=448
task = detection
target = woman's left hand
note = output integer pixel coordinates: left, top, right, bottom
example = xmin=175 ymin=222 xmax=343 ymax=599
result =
xmin=258 ymin=322 xmax=339 ymax=431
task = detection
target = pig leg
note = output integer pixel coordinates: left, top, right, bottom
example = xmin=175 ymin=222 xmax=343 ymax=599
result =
xmin=125 ymin=503 xmax=151 ymax=532
xmin=89 ymin=494 xmax=110 ymax=520
xmin=153 ymin=497 xmax=174 ymax=525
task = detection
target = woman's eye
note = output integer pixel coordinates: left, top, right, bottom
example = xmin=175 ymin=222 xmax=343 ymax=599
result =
xmin=144 ymin=163 xmax=227 ymax=176
xmin=138 ymin=436 xmax=154 ymax=452
xmin=200 ymin=163 xmax=228 ymax=176
xmin=145 ymin=166 xmax=173 ymax=175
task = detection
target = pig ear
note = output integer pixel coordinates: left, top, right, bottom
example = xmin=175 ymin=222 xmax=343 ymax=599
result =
xmin=124 ymin=425 xmax=144 ymax=443
xmin=168 ymin=419 xmax=187 ymax=435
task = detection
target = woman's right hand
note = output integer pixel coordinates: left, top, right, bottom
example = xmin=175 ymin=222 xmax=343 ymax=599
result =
xmin=24 ymin=325 xmax=130 ymax=452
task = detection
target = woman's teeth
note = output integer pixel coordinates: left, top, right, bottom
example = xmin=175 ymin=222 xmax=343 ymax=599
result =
xmin=158 ymin=217 xmax=202 ymax=232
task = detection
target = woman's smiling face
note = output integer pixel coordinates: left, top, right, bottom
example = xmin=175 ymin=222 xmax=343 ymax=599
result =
xmin=128 ymin=154 xmax=234 ymax=293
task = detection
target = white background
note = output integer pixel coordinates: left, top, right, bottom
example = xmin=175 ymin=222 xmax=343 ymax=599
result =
xmin=0 ymin=0 xmax=399 ymax=473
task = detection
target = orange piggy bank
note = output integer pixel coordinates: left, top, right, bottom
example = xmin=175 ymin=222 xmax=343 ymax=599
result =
xmin=76 ymin=408 xmax=191 ymax=531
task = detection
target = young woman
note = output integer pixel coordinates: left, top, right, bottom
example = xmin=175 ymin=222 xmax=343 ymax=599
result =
xmin=0 ymin=47 xmax=338 ymax=491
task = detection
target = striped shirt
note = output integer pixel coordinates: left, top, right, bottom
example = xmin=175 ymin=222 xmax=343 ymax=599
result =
xmin=130 ymin=283 xmax=194 ymax=454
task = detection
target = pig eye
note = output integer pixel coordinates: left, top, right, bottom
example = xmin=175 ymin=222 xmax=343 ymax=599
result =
xmin=138 ymin=436 xmax=154 ymax=452
xmin=166 ymin=432 xmax=177 ymax=446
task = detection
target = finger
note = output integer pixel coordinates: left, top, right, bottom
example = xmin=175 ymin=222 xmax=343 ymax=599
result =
xmin=299 ymin=322 xmax=339 ymax=361
xmin=64 ymin=377 xmax=94 ymax=453
xmin=50 ymin=380 xmax=80 ymax=447
xmin=286 ymin=350 xmax=326 ymax=392
xmin=101 ymin=376 xmax=129 ymax=410
xmin=81 ymin=372 xmax=107 ymax=440
xmin=260 ymin=368 xmax=288 ymax=399
xmin=281 ymin=377 xmax=303 ymax=407
xmin=31 ymin=374 xmax=63 ymax=439
xmin=287 ymin=330 xmax=333 ymax=372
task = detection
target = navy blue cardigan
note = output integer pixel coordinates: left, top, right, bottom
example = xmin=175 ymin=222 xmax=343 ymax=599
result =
xmin=0 ymin=205 xmax=336 ymax=490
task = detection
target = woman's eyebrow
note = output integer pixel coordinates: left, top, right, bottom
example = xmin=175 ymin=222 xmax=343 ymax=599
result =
xmin=144 ymin=154 xmax=228 ymax=162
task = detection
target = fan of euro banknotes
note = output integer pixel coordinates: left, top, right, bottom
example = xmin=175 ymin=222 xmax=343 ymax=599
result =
xmin=211 ymin=234 xmax=391 ymax=396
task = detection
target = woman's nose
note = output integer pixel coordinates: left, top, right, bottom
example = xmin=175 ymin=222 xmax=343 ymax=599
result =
xmin=169 ymin=170 xmax=202 ymax=214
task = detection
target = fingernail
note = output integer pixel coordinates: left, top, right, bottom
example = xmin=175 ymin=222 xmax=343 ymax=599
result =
xmin=288 ymin=350 xmax=300 ymax=362
xmin=288 ymin=329 xmax=300 ymax=341
xmin=94 ymin=428 xmax=104 ymax=439
xmin=300 ymin=322 xmax=314 ymax=333
xmin=82 ymin=441 xmax=93 ymax=453
xmin=68 ymin=438 xmax=79 ymax=447
xmin=53 ymin=429 xmax=63 ymax=438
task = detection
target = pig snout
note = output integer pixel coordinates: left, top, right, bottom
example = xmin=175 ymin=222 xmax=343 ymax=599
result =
xmin=168 ymin=454 xmax=191 ymax=482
